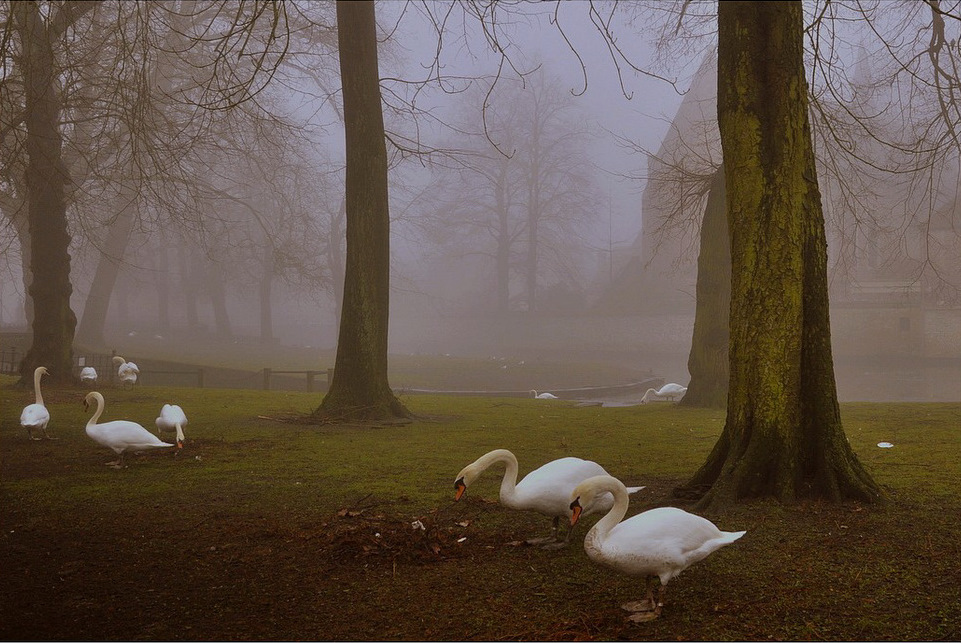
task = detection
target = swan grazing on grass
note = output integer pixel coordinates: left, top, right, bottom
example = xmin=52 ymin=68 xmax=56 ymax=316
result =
xmin=455 ymin=449 xmax=644 ymax=548
xmin=112 ymin=356 xmax=139 ymax=387
xmin=640 ymin=383 xmax=688 ymax=404
xmin=84 ymin=391 xmax=173 ymax=468
xmin=569 ymin=475 xmax=746 ymax=622
xmin=155 ymin=403 xmax=187 ymax=449
xmin=20 ymin=366 xmax=54 ymax=440
xmin=530 ymin=390 xmax=559 ymax=399
xmin=79 ymin=366 xmax=98 ymax=385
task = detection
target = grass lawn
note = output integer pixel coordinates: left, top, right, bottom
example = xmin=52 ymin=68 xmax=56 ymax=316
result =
xmin=1 ymin=377 xmax=959 ymax=640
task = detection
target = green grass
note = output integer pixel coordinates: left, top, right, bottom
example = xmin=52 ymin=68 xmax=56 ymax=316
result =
xmin=1 ymin=377 xmax=959 ymax=640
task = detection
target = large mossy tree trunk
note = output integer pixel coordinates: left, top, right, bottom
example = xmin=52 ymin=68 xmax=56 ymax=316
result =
xmin=680 ymin=2 xmax=881 ymax=508
xmin=15 ymin=1 xmax=78 ymax=386
xmin=679 ymin=166 xmax=730 ymax=408
xmin=313 ymin=0 xmax=409 ymax=422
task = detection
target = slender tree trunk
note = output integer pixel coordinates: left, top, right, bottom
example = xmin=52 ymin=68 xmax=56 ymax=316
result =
xmin=207 ymin=261 xmax=232 ymax=338
xmin=495 ymin=161 xmax=511 ymax=313
xmin=314 ymin=0 xmax=409 ymax=421
xmin=260 ymin=245 xmax=274 ymax=342
xmin=15 ymin=1 xmax=77 ymax=386
xmin=76 ymin=198 xmax=136 ymax=348
xmin=155 ymin=243 xmax=170 ymax=332
xmin=680 ymin=166 xmax=730 ymax=408
xmin=679 ymin=2 xmax=881 ymax=508
xmin=327 ymin=196 xmax=346 ymax=331
xmin=179 ymin=245 xmax=200 ymax=330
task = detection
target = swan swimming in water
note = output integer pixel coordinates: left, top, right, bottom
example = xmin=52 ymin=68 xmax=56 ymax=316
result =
xmin=640 ymin=383 xmax=688 ymax=404
xmin=569 ymin=474 xmax=746 ymax=621
xmin=20 ymin=366 xmax=54 ymax=440
xmin=455 ymin=449 xmax=644 ymax=548
xmin=530 ymin=390 xmax=559 ymax=399
xmin=84 ymin=391 xmax=174 ymax=468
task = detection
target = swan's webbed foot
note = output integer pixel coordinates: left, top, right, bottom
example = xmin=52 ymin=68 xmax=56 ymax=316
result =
xmin=524 ymin=535 xmax=559 ymax=545
xmin=627 ymin=608 xmax=661 ymax=623
xmin=526 ymin=516 xmax=561 ymax=546
xmin=540 ymin=540 xmax=569 ymax=551
xmin=622 ymin=599 xmax=656 ymax=613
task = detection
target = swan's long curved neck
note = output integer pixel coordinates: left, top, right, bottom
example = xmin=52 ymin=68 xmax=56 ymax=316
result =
xmin=588 ymin=478 xmax=630 ymax=541
xmin=33 ymin=368 xmax=44 ymax=405
xmin=87 ymin=394 xmax=105 ymax=426
xmin=475 ymin=449 xmax=520 ymax=505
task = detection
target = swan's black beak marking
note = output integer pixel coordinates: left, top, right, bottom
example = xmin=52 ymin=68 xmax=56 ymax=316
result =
xmin=569 ymin=498 xmax=583 ymax=526
xmin=83 ymin=399 xmax=89 ymax=411
xmin=454 ymin=477 xmax=466 ymax=501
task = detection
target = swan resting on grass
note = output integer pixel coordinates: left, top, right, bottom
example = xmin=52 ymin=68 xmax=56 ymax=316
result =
xmin=20 ymin=366 xmax=54 ymax=440
xmin=640 ymin=383 xmax=688 ymax=404
xmin=84 ymin=391 xmax=174 ymax=468
xmin=569 ymin=474 xmax=746 ymax=621
xmin=155 ymin=403 xmax=187 ymax=449
xmin=455 ymin=449 xmax=644 ymax=549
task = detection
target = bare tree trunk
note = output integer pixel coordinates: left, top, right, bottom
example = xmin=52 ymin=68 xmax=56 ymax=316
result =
xmin=178 ymin=245 xmax=200 ymax=330
xmin=15 ymin=1 xmax=77 ymax=386
xmin=76 ymin=197 xmax=136 ymax=348
xmin=680 ymin=1 xmax=881 ymax=508
xmin=314 ymin=0 xmax=409 ymax=421
xmin=259 ymin=245 xmax=274 ymax=342
xmin=680 ymin=166 xmax=730 ymax=408
xmin=207 ymin=261 xmax=232 ymax=338
xmin=327 ymin=196 xmax=346 ymax=331
xmin=155 ymin=243 xmax=170 ymax=332
xmin=495 ymin=161 xmax=512 ymax=313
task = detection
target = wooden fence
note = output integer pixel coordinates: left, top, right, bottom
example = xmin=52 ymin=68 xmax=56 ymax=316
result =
xmin=0 ymin=345 xmax=331 ymax=392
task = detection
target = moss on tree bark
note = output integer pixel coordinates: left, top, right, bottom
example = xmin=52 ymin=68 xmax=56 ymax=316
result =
xmin=680 ymin=166 xmax=730 ymax=408
xmin=679 ymin=1 xmax=882 ymax=509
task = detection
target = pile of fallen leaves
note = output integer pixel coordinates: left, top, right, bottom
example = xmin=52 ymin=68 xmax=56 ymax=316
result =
xmin=301 ymin=496 xmax=499 ymax=565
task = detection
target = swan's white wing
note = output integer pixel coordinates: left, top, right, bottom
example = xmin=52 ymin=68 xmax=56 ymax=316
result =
xmin=157 ymin=404 xmax=187 ymax=429
xmin=657 ymin=383 xmax=688 ymax=395
xmin=90 ymin=421 xmax=173 ymax=451
xmin=515 ymin=458 xmax=610 ymax=515
xmin=21 ymin=403 xmax=49 ymax=428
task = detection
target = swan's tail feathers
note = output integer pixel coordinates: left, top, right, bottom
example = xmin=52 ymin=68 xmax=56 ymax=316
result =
xmin=625 ymin=486 xmax=646 ymax=495
xmin=720 ymin=530 xmax=747 ymax=544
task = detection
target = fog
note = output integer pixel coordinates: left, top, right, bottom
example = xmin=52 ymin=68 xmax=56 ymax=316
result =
xmin=1 ymin=2 xmax=958 ymax=403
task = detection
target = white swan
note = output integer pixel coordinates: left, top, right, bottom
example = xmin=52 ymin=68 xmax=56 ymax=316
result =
xmin=155 ymin=403 xmax=187 ymax=449
xmin=530 ymin=390 xmax=559 ymax=399
xmin=455 ymin=449 xmax=644 ymax=548
xmin=80 ymin=366 xmax=98 ymax=385
xmin=84 ymin=391 xmax=174 ymax=468
xmin=20 ymin=366 xmax=53 ymax=440
xmin=569 ymin=475 xmax=746 ymax=621
xmin=640 ymin=383 xmax=688 ymax=404
xmin=112 ymin=355 xmax=139 ymax=387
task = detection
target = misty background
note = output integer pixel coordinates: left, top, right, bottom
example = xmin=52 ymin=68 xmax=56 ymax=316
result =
xmin=1 ymin=2 xmax=958 ymax=402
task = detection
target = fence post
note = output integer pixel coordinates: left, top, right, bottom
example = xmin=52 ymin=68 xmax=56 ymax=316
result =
xmin=263 ymin=367 xmax=271 ymax=390
xmin=306 ymin=371 xmax=315 ymax=392
xmin=197 ymin=368 xmax=205 ymax=388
